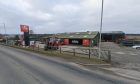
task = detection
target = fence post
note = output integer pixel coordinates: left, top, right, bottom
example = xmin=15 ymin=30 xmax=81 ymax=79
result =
xmin=73 ymin=49 xmax=75 ymax=56
xmin=38 ymin=45 xmax=39 ymax=52
xmin=108 ymin=50 xmax=111 ymax=63
xmin=89 ymin=49 xmax=91 ymax=59
xmin=33 ymin=45 xmax=34 ymax=51
xmin=60 ymin=46 xmax=62 ymax=54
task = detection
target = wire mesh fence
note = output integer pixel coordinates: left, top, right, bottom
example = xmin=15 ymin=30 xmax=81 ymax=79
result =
xmin=0 ymin=42 xmax=111 ymax=62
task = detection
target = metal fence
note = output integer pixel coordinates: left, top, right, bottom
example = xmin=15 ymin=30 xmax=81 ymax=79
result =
xmin=59 ymin=46 xmax=111 ymax=62
xmin=0 ymin=42 xmax=111 ymax=62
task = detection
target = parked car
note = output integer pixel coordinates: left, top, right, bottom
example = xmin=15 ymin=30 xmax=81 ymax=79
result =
xmin=132 ymin=45 xmax=140 ymax=49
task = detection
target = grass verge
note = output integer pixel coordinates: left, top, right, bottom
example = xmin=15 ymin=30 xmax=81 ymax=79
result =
xmin=6 ymin=45 xmax=108 ymax=64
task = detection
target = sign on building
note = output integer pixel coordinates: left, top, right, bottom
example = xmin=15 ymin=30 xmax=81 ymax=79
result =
xmin=69 ymin=39 xmax=82 ymax=45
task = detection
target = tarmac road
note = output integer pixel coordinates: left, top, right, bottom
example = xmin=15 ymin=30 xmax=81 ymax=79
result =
xmin=0 ymin=45 xmax=139 ymax=84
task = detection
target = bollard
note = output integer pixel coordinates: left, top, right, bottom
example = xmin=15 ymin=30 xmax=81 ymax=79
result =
xmin=37 ymin=45 xmax=39 ymax=51
xmin=33 ymin=45 xmax=35 ymax=51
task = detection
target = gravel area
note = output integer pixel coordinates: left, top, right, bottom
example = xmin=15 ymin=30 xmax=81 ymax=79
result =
xmin=101 ymin=42 xmax=140 ymax=71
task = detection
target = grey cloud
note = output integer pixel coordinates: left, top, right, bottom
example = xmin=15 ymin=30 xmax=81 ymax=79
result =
xmin=0 ymin=0 xmax=140 ymax=34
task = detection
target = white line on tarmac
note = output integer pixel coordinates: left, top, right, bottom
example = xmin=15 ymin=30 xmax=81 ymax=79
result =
xmin=114 ymin=52 xmax=125 ymax=55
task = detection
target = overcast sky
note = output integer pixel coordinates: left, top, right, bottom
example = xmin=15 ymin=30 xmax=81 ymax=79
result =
xmin=0 ymin=0 xmax=140 ymax=34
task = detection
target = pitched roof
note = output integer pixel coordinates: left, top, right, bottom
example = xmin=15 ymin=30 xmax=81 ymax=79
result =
xmin=102 ymin=31 xmax=125 ymax=34
xmin=56 ymin=31 xmax=99 ymax=39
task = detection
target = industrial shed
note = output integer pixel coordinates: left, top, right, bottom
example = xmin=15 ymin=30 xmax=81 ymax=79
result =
xmin=101 ymin=31 xmax=125 ymax=42
xmin=56 ymin=31 xmax=99 ymax=47
xmin=30 ymin=34 xmax=52 ymax=41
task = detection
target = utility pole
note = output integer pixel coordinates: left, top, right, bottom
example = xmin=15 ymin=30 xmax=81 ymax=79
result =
xmin=3 ymin=23 xmax=7 ymax=45
xmin=99 ymin=0 xmax=104 ymax=59
xmin=0 ymin=23 xmax=7 ymax=45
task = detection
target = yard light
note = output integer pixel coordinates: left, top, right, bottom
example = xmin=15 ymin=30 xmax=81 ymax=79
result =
xmin=0 ymin=23 xmax=7 ymax=45
xmin=99 ymin=0 xmax=104 ymax=59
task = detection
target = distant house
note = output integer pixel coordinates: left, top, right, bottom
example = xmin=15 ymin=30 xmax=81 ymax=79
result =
xmin=0 ymin=34 xmax=3 ymax=38
xmin=0 ymin=34 xmax=3 ymax=41
xmin=126 ymin=34 xmax=140 ymax=41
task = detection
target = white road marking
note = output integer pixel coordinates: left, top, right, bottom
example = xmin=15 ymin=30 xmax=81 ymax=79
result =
xmin=114 ymin=52 xmax=138 ymax=55
xmin=104 ymin=68 xmax=140 ymax=81
xmin=114 ymin=52 xmax=125 ymax=55
xmin=130 ymin=53 xmax=137 ymax=56
xmin=68 ymin=62 xmax=91 ymax=72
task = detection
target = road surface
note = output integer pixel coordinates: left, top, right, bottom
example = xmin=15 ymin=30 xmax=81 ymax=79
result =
xmin=0 ymin=45 xmax=139 ymax=84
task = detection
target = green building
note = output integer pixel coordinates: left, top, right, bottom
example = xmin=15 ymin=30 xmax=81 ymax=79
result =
xmin=56 ymin=31 xmax=99 ymax=47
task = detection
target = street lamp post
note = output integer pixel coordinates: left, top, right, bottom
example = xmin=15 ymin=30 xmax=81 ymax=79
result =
xmin=99 ymin=0 xmax=104 ymax=59
xmin=0 ymin=23 xmax=7 ymax=45
xmin=4 ymin=23 xmax=8 ymax=45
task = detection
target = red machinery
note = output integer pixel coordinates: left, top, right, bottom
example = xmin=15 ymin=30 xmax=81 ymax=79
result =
xmin=44 ymin=36 xmax=60 ymax=50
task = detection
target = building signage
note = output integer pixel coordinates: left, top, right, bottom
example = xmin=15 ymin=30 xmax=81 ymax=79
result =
xmin=69 ymin=39 xmax=82 ymax=45
xmin=72 ymin=40 xmax=79 ymax=44
xmin=20 ymin=25 xmax=29 ymax=32
xmin=20 ymin=24 xmax=30 ymax=46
